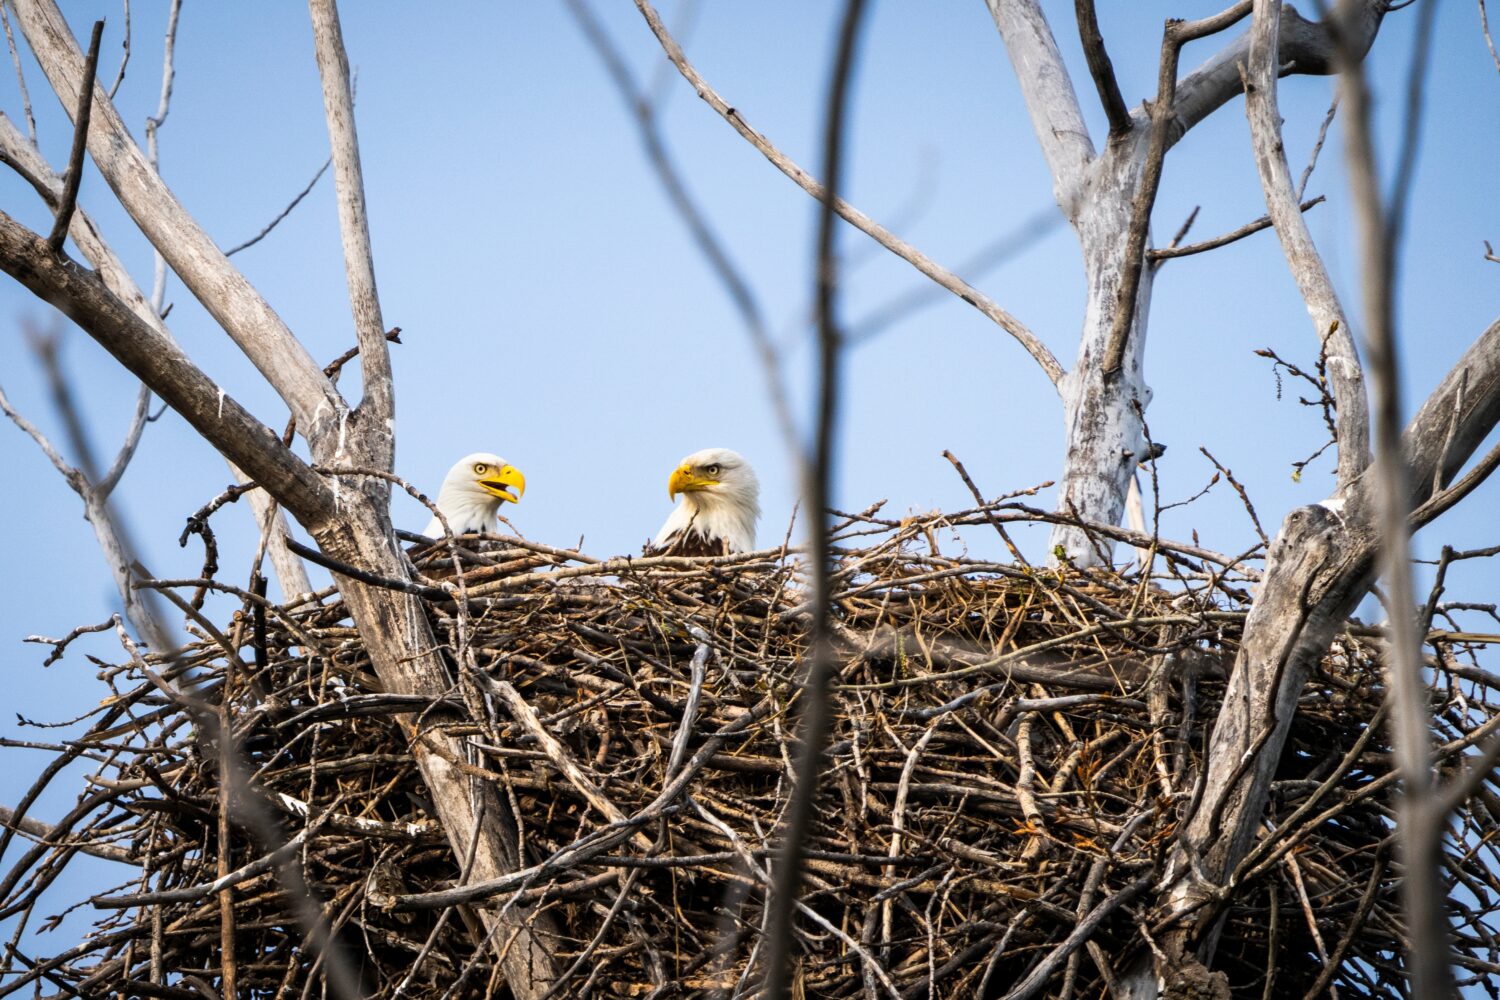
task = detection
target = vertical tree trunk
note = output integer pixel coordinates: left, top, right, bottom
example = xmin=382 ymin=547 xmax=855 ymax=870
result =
xmin=1052 ymin=137 xmax=1154 ymax=566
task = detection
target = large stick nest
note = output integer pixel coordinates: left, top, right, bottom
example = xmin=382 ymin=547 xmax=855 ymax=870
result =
xmin=5 ymin=504 xmax=1499 ymax=999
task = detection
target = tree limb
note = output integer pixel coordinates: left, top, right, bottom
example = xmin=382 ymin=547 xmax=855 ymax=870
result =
xmin=11 ymin=0 xmax=345 ymax=441
xmin=1072 ymin=0 xmax=1130 ymax=137
xmin=633 ymin=0 xmax=1064 ymax=390
xmin=0 ymin=210 xmax=336 ymax=527
xmin=1168 ymin=0 xmax=1388 ymax=149
xmin=307 ymin=0 xmax=393 ymax=446
xmin=983 ymin=0 xmax=1095 ymax=214
xmin=1244 ymin=0 xmax=1370 ymax=489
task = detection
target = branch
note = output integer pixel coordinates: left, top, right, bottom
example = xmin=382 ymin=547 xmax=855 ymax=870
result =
xmin=223 ymin=157 xmax=330 ymax=257
xmin=1340 ymin=1 xmax=1448 ymax=985
xmin=0 ymin=115 xmax=313 ymax=601
xmin=1148 ymin=195 xmax=1323 ymax=262
xmin=1169 ymin=0 xmax=1389 ymax=149
xmin=1102 ymin=2 xmax=1253 ymax=377
xmin=633 ymin=0 xmax=1064 ymax=390
xmin=44 ymin=18 xmax=100 ymax=253
xmin=763 ymin=4 xmax=867 ymax=998
xmin=95 ymin=383 xmax=150 ymax=499
xmin=1245 ymin=0 xmax=1370 ymax=489
xmin=307 ymin=0 xmax=393 ymax=440
xmin=566 ymin=0 xmax=797 ymax=448
xmin=982 ymin=0 xmax=1094 ymax=212
xmin=1073 ymin=0 xmax=1130 ymax=137
xmin=144 ymin=0 xmax=181 ymax=316
xmin=10 ymin=0 xmax=345 ymax=441
xmin=0 ymin=210 xmax=336 ymax=527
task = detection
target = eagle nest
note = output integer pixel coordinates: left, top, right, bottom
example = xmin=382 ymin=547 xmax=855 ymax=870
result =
xmin=6 ymin=504 xmax=1499 ymax=999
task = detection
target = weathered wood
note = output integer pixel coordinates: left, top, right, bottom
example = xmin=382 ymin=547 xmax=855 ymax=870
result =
xmin=307 ymin=0 xmax=393 ymax=451
xmin=10 ymin=0 xmax=344 ymax=441
xmin=1243 ymin=0 xmax=1369 ymax=488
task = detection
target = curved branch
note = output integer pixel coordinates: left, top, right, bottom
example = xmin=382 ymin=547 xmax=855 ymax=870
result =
xmin=633 ymin=0 xmax=1064 ymax=390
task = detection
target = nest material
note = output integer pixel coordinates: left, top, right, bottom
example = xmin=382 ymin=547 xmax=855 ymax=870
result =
xmin=5 ymin=507 xmax=1499 ymax=999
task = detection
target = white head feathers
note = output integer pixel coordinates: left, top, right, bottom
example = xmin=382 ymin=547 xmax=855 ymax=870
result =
xmin=652 ymin=448 xmax=759 ymax=556
xmin=423 ymin=452 xmax=526 ymax=537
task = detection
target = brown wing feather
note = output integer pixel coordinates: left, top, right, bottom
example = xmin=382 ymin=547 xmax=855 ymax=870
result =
xmin=651 ymin=530 xmax=731 ymax=557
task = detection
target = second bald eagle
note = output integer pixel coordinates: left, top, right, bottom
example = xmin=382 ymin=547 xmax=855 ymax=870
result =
xmin=652 ymin=448 xmax=759 ymax=556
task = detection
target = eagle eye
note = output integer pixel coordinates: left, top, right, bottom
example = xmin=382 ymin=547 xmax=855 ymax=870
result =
xmin=705 ymin=464 xmax=721 ymax=476
xmin=474 ymin=462 xmax=489 ymax=475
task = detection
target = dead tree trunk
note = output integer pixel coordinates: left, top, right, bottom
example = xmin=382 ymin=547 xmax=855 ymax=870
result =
xmin=985 ymin=0 xmax=1383 ymax=567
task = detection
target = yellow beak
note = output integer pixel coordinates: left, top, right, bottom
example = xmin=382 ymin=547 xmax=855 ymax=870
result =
xmin=478 ymin=464 xmax=525 ymax=504
xmin=668 ymin=465 xmax=717 ymax=499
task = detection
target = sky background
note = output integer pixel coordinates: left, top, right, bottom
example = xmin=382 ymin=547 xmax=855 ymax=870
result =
xmin=0 ymin=0 xmax=1497 ymax=970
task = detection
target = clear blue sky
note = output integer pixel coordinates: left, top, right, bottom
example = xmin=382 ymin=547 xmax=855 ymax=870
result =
xmin=0 ymin=0 xmax=1496 ymax=958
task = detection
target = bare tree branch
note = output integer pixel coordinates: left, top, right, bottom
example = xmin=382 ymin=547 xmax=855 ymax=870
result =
xmin=763 ymin=4 xmax=868 ymax=998
xmin=1244 ymin=0 xmax=1370 ymax=489
xmin=1073 ymin=0 xmax=1130 ymax=137
xmin=0 ymin=211 xmax=336 ymax=526
xmin=308 ymin=0 xmax=393 ymax=444
xmin=0 ymin=5 xmax=35 ymax=142
xmin=1336 ymin=0 xmax=1449 ymax=988
xmin=45 ymin=18 xmax=100 ymax=253
xmin=1102 ymin=2 xmax=1253 ymax=377
xmin=983 ymin=0 xmax=1095 ymax=213
xmin=105 ymin=0 xmax=128 ymax=98
xmin=565 ymin=0 xmax=797 ymax=449
xmin=1149 ymin=195 xmax=1323 ymax=262
xmin=12 ymin=0 xmax=345 ymax=440
xmin=144 ymin=0 xmax=180 ymax=315
xmin=223 ymin=157 xmax=330 ymax=258
xmin=634 ymin=0 xmax=1064 ymax=390
xmin=1479 ymin=0 xmax=1500 ymax=76
xmin=1169 ymin=0 xmax=1389 ymax=148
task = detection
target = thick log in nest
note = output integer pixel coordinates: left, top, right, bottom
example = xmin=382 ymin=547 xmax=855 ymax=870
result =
xmin=4 ymin=504 xmax=1498 ymax=998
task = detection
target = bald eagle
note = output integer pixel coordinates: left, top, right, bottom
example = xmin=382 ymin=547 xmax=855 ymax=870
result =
xmin=424 ymin=452 xmax=526 ymax=537
xmin=651 ymin=448 xmax=759 ymax=556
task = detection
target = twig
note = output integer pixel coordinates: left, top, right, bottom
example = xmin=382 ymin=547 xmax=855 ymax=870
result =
xmin=224 ymin=158 xmax=331 ymax=257
xmin=1148 ymin=196 xmax=1324 ymax=261
xmin=763 ymin=6 xmax=868 ymax=998
xmin=0 ymin=4 xmax=36 ymax=142
xmin=23 ymin=616 xmax=118 ymax=667
xmin=1481 ymin=0 xmax=1500 ymax=78
xmin=106 ymin=0 xmax=128 ymax=98
xmin=46 ymin=20 xmax=103 ymax=253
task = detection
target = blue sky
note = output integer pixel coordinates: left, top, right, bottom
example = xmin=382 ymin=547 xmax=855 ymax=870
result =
xmin=0 ymin=0 xmax=1496 ymax=961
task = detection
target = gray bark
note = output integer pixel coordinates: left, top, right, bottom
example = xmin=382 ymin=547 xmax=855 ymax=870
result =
xmin=986 ymin=0 xmax=1387 ymax=567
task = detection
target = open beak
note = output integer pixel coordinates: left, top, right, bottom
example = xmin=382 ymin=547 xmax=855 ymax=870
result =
xmin=478 ymin=464 xmax=525 ymax=504
xmin=668 ymin=465 xmax=717 ymax=499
